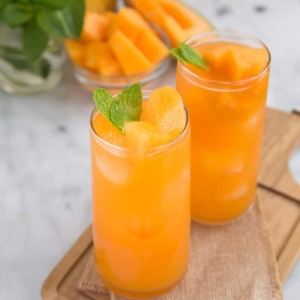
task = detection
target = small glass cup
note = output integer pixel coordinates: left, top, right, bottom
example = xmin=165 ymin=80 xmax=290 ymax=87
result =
xmin=90 ymin=90 xmax=191 ymax=298
xmin=176 ymin=30 xmax=271 ymax=224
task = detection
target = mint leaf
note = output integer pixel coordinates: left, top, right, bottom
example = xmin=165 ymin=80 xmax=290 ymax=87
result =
xmin=29 ymin=0 xmax=72 ymax=10
xmin=110 ymin=83 xmax=143 ymax=132
xmin=22 ymin=18 xmax=49 ymax=62
xmin=0 ymin=0 xmax=13 ymax=10
xmin=92 ymin=83 xmax=143 ymax=133
xmin=170 ymin=42 xmax=210 ymax=71
xmin=0 ymin=3 xmax=33 ymax=26
xmin=37 ymin=0 xmax=84 ymax=39
xmin=93 ymin=89 xmax=114 ymax=121
xmin=37 ymin=11 xmax=66 ymax=38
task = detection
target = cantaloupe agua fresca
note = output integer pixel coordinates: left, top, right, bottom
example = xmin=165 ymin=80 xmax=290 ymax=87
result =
xmin=90 ymin=84 xmax=191 ymax=298
xmin=175 ymin=31 xmax=270 ymax=224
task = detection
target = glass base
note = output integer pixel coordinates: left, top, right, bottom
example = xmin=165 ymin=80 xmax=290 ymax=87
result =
xmin=0 ymin=67 xmax=63 ymax=95
xmin=192 ymin=202 xmax=255 ymax=226
xmin=100 ymin=271 xmax=186 ymax=299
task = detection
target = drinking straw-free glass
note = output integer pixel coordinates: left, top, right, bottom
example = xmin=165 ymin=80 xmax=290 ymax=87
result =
xmin=90 ymin=91 xmax=191 ymax=298
xmin=176 ymin=30 xmax=270 ymax=224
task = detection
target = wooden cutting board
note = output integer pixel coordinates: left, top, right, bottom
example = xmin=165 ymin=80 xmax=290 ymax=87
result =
xmin=41 ymin=107 xmax=300 ymax=300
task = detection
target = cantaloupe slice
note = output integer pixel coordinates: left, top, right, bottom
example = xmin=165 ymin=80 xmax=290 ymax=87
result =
xmin=205 ymin=44 xmax=268 ymax=80
xmin=141 ymin=86 xmax=186 ymax=139
xmin=128 ymin=0 xmax=166 ymax=27
xmin=80 ymin=12 xmax=111 ymax=42
xmin=228 ymin=46 xmax=268 ymax=80
xmin=108 ymin=30 xmax=153 ymax=75
xmin=65 ymin=39 xmax=86 ymax=68
xmin=128 ymin=0 xmax=214 ymax=46
xmin=85 ymin=42 xmax=106 ymax=72
xmin=204 ymin=44 xmax=234 ymax=70
xmin=135 ymin=27 xmax=169 ymax=64
xmin=96 ymin=44 xmax=123 ymax=76
xmin=125 ymin=121 xmax=171 ymax=151
xmin=114 ymin=7 xmax=151 ymax=43
xmin=162 ymin=16 xmax=185 ymax=47
xmin=158 ymin=0 xmax=195 ymax=28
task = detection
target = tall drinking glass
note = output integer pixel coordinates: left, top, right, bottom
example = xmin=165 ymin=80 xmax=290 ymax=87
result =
xmin=90 ymin=91 xmax=191 ymax=298
xmin=176 ymin=30 xmax=270 ymax=224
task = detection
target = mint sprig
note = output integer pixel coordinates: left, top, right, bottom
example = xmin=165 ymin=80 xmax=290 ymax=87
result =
xmin=170 ymin=42 xmax=210 ymax=71
xmin=0 ymin=0 xmax=85 ymax=78
xmin=93 ymin=83 xmax=143 ymax=133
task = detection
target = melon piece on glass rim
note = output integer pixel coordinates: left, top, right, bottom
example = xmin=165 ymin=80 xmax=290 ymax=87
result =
xmin=125 ymin=121 xmax=171 ymax=152
xmin=141 ymin=86 xmax=186 ymax=139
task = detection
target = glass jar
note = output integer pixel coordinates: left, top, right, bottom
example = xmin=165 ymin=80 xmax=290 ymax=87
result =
xmin=0 ymin=23 xmax=66 ymax=95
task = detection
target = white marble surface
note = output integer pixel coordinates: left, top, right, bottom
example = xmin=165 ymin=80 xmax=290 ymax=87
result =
xmin=0 ymin=0 xmax=300 ymax=299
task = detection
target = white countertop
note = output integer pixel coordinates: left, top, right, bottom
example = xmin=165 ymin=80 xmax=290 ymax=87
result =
xmin=0 ymin=0 xmax=300 ymax=299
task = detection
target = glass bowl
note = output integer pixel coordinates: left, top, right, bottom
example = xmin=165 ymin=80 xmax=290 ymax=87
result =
xmin=71 ymin=27 xmax=171 ymax=94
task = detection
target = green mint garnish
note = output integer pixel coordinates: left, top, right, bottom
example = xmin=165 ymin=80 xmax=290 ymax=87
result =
xmin=170 ymin=42 xmax=210 ymax=71
xmin=93 ymin=82 xmax=143 ymax=133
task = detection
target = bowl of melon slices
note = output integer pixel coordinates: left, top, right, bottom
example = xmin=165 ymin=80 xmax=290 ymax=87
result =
xmin=65 ymin=7 xmax=171 ymax=94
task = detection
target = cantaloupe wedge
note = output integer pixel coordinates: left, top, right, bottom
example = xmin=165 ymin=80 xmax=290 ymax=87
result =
xmin=114 ymin=7 xmax=151 ymax=43
xmin=204 ymin=44 xmax=268 ymax=80
xmin=108 ymin=30 xmax=153 ymax=75
xmin=64 ymin=39 xmax=85 ymax=68
xmin=141 ymin=86 xmax=186 ymax=139
xmin=135 ymin=27 xmax=169 ymax=64
xmin=228 ymin=46 xmax=268 ymax=80
xmin=85 ymin=42 xmax=106 ymax=72
xmin=128 ymin=0 xmax=214 ymax=46
xmin=96 ymin=44 xmax=123 ymax=76
xmin=128 ymin=0 xmax=166 ymax=27
xmin=125 ymin=121 xmax=171 ymax=151
xmin=80 ymin=12 xmax=111 ymax=42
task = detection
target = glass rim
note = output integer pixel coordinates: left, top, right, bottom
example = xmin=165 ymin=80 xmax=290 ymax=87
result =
xmin=90 ymin=90 xmax=190 ymax=154
xmin=179 ymin=29 xmax=271 ymax=88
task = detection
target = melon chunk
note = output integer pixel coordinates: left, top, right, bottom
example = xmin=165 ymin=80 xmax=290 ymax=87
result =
xmin=65 ymin=39 xmax=85 ymax=68
xmin=158 ymin=0 xmax=195 ymax=28
xmin=115 ymin=7 xmax=151 ymax=43
xmin=205 ymin=44 xmax=269 ymax=80
xmin=85 ymin=42 xmax=106 ymax=72
xmin=136 ymin=27 xmax=169 ymax=64
xmin=80 ymin=12 xmax=111 ymax=42
xmin=108 ymin=30 xmax=153 ymax=75
xmin=128 ymin=0 xmax=214 ymax=46
xmin=96 ymin=44 xmax=123 ymax=76
xmin=227 ymin=46 xmax=269 ymax=80
xmin=129 ymin=0 xmax=166 ymax=27
xmin=141 ymin=86 xmax=186 ymax=139
xmin=125 ymin=121 xmax=171 ymax=151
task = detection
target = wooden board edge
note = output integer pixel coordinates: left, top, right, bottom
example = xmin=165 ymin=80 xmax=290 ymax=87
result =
xmin=278 ymin=217 xmax=300 ymax=283
xmin=258 ymin=184 xmax=300 ymax=204
xmin=41 ymin=226 xmax=93 ymax=300
xmin=292 ymin=109 xmax=300 ymax=115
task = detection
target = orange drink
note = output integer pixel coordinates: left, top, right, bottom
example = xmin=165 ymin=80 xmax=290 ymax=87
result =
xmin=90 ymin=86 xmax=190 ymax=298
xmin=176 ymin=31 xmax=270 ymax=224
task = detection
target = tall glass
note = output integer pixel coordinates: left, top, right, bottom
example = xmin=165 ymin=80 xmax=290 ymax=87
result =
xmin=176 ymin=30 xmax=270 ymax=224
xmin=90 ymin=91 xmax=191 ymax=298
